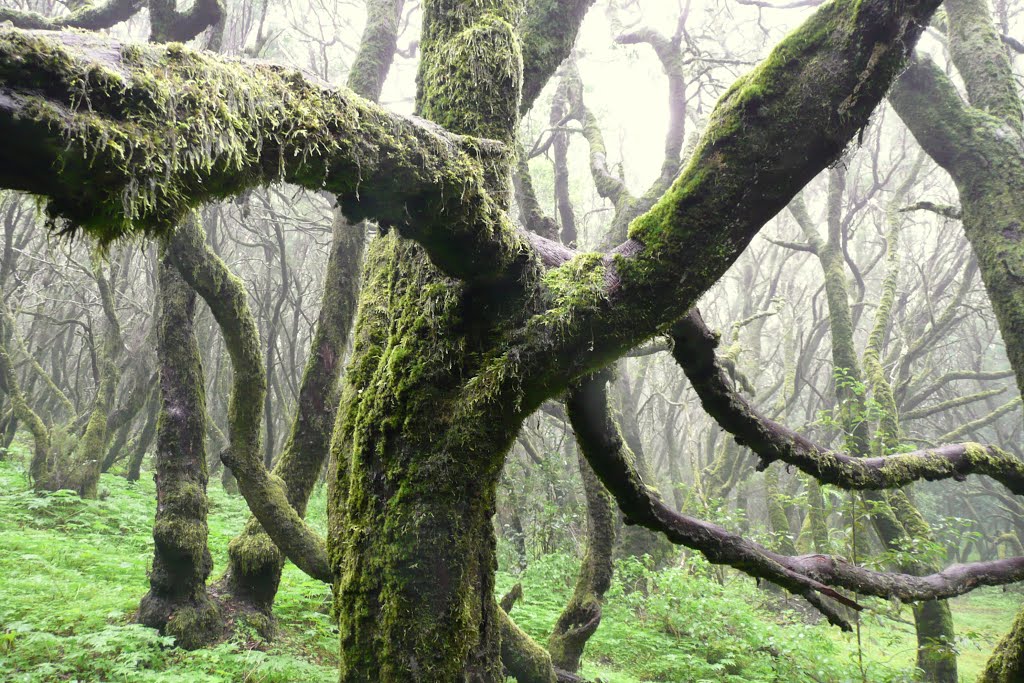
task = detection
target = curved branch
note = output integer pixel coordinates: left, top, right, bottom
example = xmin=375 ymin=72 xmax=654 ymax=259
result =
xmin=166 ymin=217 xmax=331 ymax=583
xmin=670 ymin=310 xmax=1024 ymax=496
xmin=0 ymin=0 xmax=143 ymax=31
xmin=567 ymin=370 xmax=862 ymax=613
xmin=0 ymin=0 xmax=220 ymax=43
xmin=569 ymin=371 xmax=1024 ymax=613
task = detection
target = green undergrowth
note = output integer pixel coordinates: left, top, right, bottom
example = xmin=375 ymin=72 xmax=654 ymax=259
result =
xmin=496 ymin=552 xmax=1022 ymax=683
xmin=0 ymin=449 xmax=336 ymax=682
xmin=0 ymin=449 xmax=1018 ymax=682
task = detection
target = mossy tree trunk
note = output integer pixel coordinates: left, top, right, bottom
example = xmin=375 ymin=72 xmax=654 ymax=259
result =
xmin=0 ymin=290 xmax=51 ymax=479
xmin=328 ymin=1 xmax=533 ymax=675
xmin=890 ymin=0 xmax=1024 ymax=410
xmin=888 ymin=21 xmax=1024 ymax=673
xmin=32 ymin=256 xmax=124 ymax=498
xmin=329 ymin=233 xmax=522 ymax=681
xmin=126 ymin=393 xmax=159 ymax=482
xmin=219 ymin=0 xmax=399 ymax=620
xmin=137 ymin=238 xmax=221 ymax=649
xmin=221 ymin=213 xmax=364 ymax=620
xmin=980 ymin=605 xmax=1024 ymax=683
xmin=546 ymin=446 xmax=614 ymax=672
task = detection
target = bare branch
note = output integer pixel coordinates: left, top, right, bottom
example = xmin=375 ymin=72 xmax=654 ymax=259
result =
xmin=900 ymin=200 xmax=962 ymax=221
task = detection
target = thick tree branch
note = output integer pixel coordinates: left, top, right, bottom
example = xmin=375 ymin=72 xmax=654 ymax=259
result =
xmin=0 ymin=0 xmax=143 ymax=32
xmin=0 ymin=0 xmax=221 ymax=43
xmin=517 ymin=0 xmax=945 ymax=399
xmin=0 ymin=29 xmax=525 ymax=284
xmin=945 ymin=0 xmax=1023 ymax=129
xmin=519 ymin=0 xmax=596 ymax=115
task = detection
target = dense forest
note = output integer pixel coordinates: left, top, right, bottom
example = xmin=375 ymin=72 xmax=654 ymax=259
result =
xmin=0 ymin=0 xmax=1023 ymax=681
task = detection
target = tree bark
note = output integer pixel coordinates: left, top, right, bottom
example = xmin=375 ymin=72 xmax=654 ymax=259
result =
xmin=137 ymin=238 xmax=221 ymax=649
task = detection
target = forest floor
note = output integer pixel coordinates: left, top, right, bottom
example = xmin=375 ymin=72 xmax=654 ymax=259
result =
xmin=0 ymin=449 xmax=1018 ymax=683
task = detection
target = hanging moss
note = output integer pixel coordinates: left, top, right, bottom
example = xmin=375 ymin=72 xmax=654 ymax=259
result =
xmin=0 ymin=28 xmax=528 ymax=284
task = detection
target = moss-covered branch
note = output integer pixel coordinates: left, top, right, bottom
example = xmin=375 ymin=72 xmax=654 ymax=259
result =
xmin=0 ymin=28 xmax=527 ymax=283
xmin=223 ymin=212 xmax=364 ymax=611
xmin=0 ymin=0 xmax=143 ymax=32
xmin=890 ymin=57 xmax=1024 ymax=404
xmin=519 ymin=0 xmax=596 ymax=114
xmin=166 ymin=217 xmax=331 ymax=583
xmin=670 ymin=310 xmax=1024 ymax=496
xmin=503 ymin=0 xmax=944 ymax=403
xmin=0 ymin=0 xmax=221 ymax=42
xmin=568 ymin=371 xmax=1024 ymax=610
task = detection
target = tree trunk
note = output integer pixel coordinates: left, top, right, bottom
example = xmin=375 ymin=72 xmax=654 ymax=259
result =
xmin=547 ymin=450 xmax=614 ymax=672
xmin=980 ymin=604 xmax=1024 ymax=683
xmin=137 ymin=241 xmax=221 ymax=649
xmin=219 ymin=0 xmax=397 ymax=619
xmin=329 ymin=234 xmax=518 ymax=681
xmin=126 ymin=394 xmax=158 ymax=482
xmin=221 ymin=213 xmax=363 ymax=620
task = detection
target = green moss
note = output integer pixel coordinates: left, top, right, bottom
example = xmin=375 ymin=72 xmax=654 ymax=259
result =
xmin=981 ymin=607 xmax=1024 ymax=682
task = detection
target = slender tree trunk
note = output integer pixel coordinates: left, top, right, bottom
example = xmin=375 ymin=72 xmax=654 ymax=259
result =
xmin=221 ymin=213 xmax=363 ymax=621
xmin=218 ymin=0 xmax=399 ymax=619
xmin=137 ymin=241 xmax=221 ymax=649
xmin=547 ymin=448 xmax=614 ymax=672
xmin=126 ymin=394 xmax=158 ymax=482
xmin=793 ymin=170 xmax=958 ymax=682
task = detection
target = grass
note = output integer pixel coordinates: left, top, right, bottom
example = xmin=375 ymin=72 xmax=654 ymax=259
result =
xmin=495 ymin=552 xmax=1021 ymax=683
xmin=0 ymin=446 xmax=337 ymax=682
xmin=0 ymin=447 xmax=1019 ymax=682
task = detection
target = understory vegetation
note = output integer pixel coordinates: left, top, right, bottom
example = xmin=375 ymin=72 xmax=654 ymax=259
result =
xmin=0 ymin=453 xmax=1016 ymax=683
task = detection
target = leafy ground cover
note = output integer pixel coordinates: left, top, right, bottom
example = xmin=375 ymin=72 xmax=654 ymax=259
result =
xmin=0 ymin=452 xmax=1017 ymax=682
